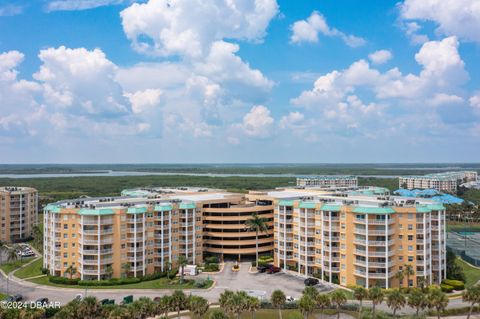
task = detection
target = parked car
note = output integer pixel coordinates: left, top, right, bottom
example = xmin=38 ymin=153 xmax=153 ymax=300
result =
xmin=257 ymin=265 xmax=269 ymax=273
xmin=36 ymin=298 xmax=49 ymax=305
xmin=74 ymin=294 xmax=83 ymax=301
xmin=286 ymin=296 xmax=296 ymax=302
xmin=304 ymin=278 xmax=319 ymax=286
xmin=266 ymin=265 xmax=281 ymax=274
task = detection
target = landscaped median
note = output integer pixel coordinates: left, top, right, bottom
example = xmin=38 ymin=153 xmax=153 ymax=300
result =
xmin=0 ymin=257 xmax=35 ymax=274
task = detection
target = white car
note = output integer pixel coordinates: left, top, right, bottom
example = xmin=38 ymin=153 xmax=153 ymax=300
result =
xmin=286 ymin=296 xmax=296 ymax=302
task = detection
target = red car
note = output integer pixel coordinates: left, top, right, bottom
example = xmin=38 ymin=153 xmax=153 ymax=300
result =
xmin=266 ymin=265 xmax=281 ymax=274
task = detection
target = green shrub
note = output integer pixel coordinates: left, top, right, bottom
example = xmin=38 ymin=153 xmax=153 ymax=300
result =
xmin=194 ymin=279 xmax=212 ymax=288
xmin=440 ymin=283 xmax=454 ymax=293
xmin=205 ymin=256 xmax=219 ymax=264
xmin=141 ymin=271 xmax=166 ymax=281
xmin=78 ymin=277 xmax=141 ymax=286
xmin=41 ymin=267 xmax=48 ymax=275
xmin=168 ymin=268 xmax=178 ymax=279
xmin=442 ymin=279 xmax=465 ymax=290
xmin=204 ymin=263 xmax=219 ymax=272
xmin=48 ymin=276 xmax=79 ymax=285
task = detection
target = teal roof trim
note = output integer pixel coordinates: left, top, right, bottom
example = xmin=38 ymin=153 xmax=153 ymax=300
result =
xmin=352 ymin=207 xmax=395 ymax=214
xmin=78 ymin=208 xmax=114 ymax=216
xmin=179 ymin=203 xmax=196 ymax=210
xmin=299 ymin=202 xmax=317 ymax=209
xmin=155 ymin=204 xmax=173 ymax=211
xmin=278 ymin=200 xmax=294 ymax=207
xmin=415 ymin=205 xmax=431 ymax=213
xmin=44 ymin=204 xmax=61 ymax=213
xmin=427 ymin=204 xmax=445 ymax=211
xmin=321 ymin=204 xmax=341 ymax=212
xmin=127 ymin=207 xmax=147 ymax=214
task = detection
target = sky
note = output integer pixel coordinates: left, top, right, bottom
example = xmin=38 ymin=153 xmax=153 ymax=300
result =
xmin=0 ymin=0 xmax=479 ymax=164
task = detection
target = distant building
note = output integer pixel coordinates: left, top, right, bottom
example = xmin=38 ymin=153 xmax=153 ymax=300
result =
xmin=0 ymin=187 xmax=38 ymax=243
xmin=296 ymin=175 xmax=358 ymax=188
xmin=399 ymin=171 xmax=478 ymax=193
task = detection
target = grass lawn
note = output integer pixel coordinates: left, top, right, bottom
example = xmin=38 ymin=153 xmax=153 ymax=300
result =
xmin=0 ymin=293 xmax=7 ymax=300
xmin=14 ymin=258 xmax=43 ymax=279
xmin=28 ymin=276 xmax=209 ymax=289
xmin=447 ymin=221 xmax=480 ymax=232
xmin=457 ymin=258 xmax=480 ymax=288
xmin=0 ymin=257 xmax=34 ymax=274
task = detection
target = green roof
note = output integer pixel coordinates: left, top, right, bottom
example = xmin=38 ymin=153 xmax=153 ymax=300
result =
xmin=352 ymin=207 xmax=395 ymax=214
xmin=127 ymin=207 xmax=147 ymax=214
xmin=321 ymin=204 xmax=341 ymax=212
xmin=44 ymin=204 xmax=61 ymax=213
xmin=78 ymin=208 xmax=114 ymax=216
xmin=278 ymin=200 xmax=294 ymax=207
xmin=427 ymin=204 xmax=445 ymax=211
xmin=179 ymin=203 xmax=196 ymax=210
xmin=154 ymin=204 xmax=173 ymax=211
xmin=415 ymin=205 xmax=431 ymax=213
xmin=299 ymin=201 xmax=317 ymax=209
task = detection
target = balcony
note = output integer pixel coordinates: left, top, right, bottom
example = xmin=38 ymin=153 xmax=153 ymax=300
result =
xmin=82 ymin=238 xmax=113 ymax=245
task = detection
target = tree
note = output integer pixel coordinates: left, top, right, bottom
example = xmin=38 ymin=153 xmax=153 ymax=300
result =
xmin=107 ymin=306 xmax=130 ymax=319
xmin=353 ymin=286 xmax=367 ymax=314
xmin=245 ymin=296 xmax=260 ymax=319
xmin=403 ymin=264 xmax=415 ymax=288
xmin=395 ymin=271 xmax=405 ymax=288
xmin=105 ymin=265 xmax=113 ymax=279
xmin=170 ymin=290 xmax=187 ymax=319
xmin=298 ymin=294 xmax=316 ymax=319
xmin=155 ymin=295 xmax=171 ymax=318
xmin=245 ymin=213 xmax=268 ymax=268
xmin=407 ymin=288 xmax=428 ymax=317
xmin=188 ymin=295 xmax=209 ymax=319
xmin=208 ymin=309 xmax=229 ymax=319
xmin=78 ymin=296 xmax=102 ymax=319
xmin=178 ymin=255 xmax=188 ymax=284
xmin=428 ymin=288 xmax=449 ymax=319
xmin=316 ymin=294 xmax=331 ymax=319
xmin=463 ymin=285 xmax=480 ymax=319
xmin=386 ymin=289 xmax=406 ymax=317
xmin=219 ymin=290 xmax=235 ymax=315
xmin=7 ymin=247 xmax=18 ymax=263
xmin=230 ymin=291 xmax=248 ymax=319
xmin=368 ymin=287 xmax=384 ymax=319
xmin=302 ymin=286 xmax=319 ymax=299
xmin=122 ymin=262 xmax=131 ymax=278
xmin=0 ymin=241 xmax=7 ymax=264
xmin=271 ymin=289 xmax=286 ymax=319
xmin=65 ymin=263 xmax=77 ymax=279
xmin=129 ymin=297 xmax=156 ymax=319
xmin=32 ymin=225 xmax=43 ymax=253
xmin=330 ymin=290 xmax=347 ymax=319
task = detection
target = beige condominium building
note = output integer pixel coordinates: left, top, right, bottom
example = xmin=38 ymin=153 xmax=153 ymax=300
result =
xmin=399 ymin=171 xmax=478 ymax=193
xmin=256 ymin=188 xmax=447 ymax=288
xmin=0 ymin=187 xmax=38 ymax=243
xmin=43 ymin=188 xmax=274 ymax=280
xmin=296 ymin=176 xmax=358 ymax=188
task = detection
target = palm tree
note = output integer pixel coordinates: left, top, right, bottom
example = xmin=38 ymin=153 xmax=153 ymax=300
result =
xmin=32 ymin=225 xmax=43 ymax=253
xmin=7 ymin=247 xmax=18 ymax=263
xmin=407 ymin=288 xmax=428 ymax=317
xmin=131 ymin=297 xmax=156 ymax=319
xmin=330 ymin=290 xmax=347 ymax=319
xmin=155 ymin=295 xmax=171 ymax=318
xmin=188 ymin=295 xmax=209 ymax=319
xmin=368 ymin=286 xmax=384 ymax=319
xmin=65 ymin=263 xmax=77 ymax=279
xmin=170 ymin=290 xmax=187 ymax=319
xmin=230 ymin=291 xmax=248 ymax=319
xmin=178 ymin=255 xmax=188 ymax=284
xmin=463 ymin=285 xmax=480 ymax=319
xmin=208 ymin=309 xmax=229 ymax=319
xmin=403 ymin=264 xmax=415 ymax=288
xmin=219 ymin=290 xmax=235 ymax=314
xmin=271 ymin=289 xmax=286 ymax=319
xmin=303 ymin=286 xmax=319 ymax=299
xmin=105 ymin=265 xmax=113 ymax=279
xmin=245 ymin=213 xmax=268 ymax=268
xmin=122 ymin=262 xmax=131 ymax=278
xmin=107 ymin=306 xmax=130 ymax=319
xmin=395 ymin=270 xmax=405 ymax=288
xmin=353 ymin=286 xmax=367 ymax=314
xmin=78 ymin=296 xmax=102 ymax=319
xmin=316 ymin=293 xmax=331 ymax=319
xmin=298 ymin=294 xmax=316 ymax=319
xmin=386 ymin=289 xmax=406 ymax=317
xmin=245 ymin=296 xmax=260 ymax=319
xmin=0 ymin=241 xmax=7 ymax=264
xmin=428 ymin=288 xmax=449 ymax=319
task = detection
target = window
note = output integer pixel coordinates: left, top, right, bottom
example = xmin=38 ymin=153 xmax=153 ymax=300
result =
xmin=399 ymin=224 xmax=403 ymax=229
xmin=408 ymin=213 xmax=413 ymax=220
xmin=72 ymin=243 xmax=75 ymax=247
xmin=63 ymin=234 xmax=68 ymax=238
xmin=399 ymin=235 xmax=403 ymax=240
xmin=72 ymin=233 xmax=76 ymax=238
xmin=63 ymin=253 xmax=68 ymax=258
xmin=63 ymin=243 xmax=68 ymax=248
xmin=408 ymin=224 xmax=413 ymax=230
xmin=341 ymin=254 xmax=346 ymax=259
xmin=408 ymin=235 xmax=413 ymax=241
xmin=341 ymin=264 xmax=346 ymax=270
xmin=399 ymin=245 xmax=403 ymax=250
xmin=399 ymin=256 xmax=403 ymax=261
xmin=63 ymin=224 xmax=68 ymax=229
xmin=408 ymin=246 xmax=413 ymax=251
xmin=408 ymin=256 xmax=414 ymax=262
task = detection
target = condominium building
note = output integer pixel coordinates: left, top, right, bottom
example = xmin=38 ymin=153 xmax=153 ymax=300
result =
xmin=399 ymin=171 xmax=478 ymax=193
xmin=297 ymin=176 xmax=358 ymax=188
xmin=0 ymin=187 xmax=38 ymax=243
xmin=43 ymin=188 xmax=274 ymax=279
xmin=262 ymin=189 xmax=447 ymax=288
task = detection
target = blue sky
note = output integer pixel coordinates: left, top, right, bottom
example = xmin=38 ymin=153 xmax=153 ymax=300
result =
xmin=0 ymin=0 xmax=479 ymax=163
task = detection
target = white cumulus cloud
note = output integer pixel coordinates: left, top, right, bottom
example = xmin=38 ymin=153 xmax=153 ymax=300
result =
xmin=237 ymin=105 xmax=274 ymax=138
xmin=368 ymin=50 xmax=393 ymax=65
xmin=290 ymin=11 xmax=366 ymax=47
